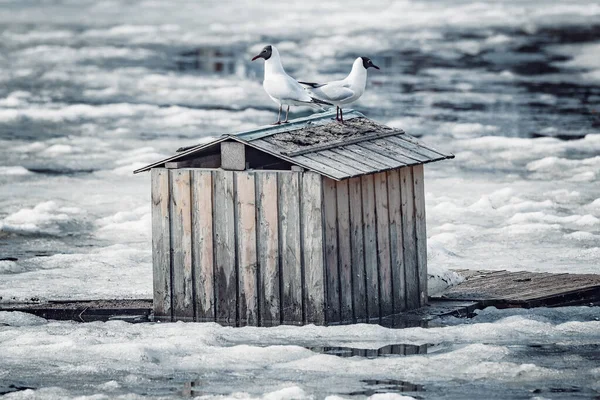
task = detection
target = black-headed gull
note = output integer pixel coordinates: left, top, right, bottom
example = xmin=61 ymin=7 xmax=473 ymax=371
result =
xmin=299 ymin=57 xmax=379 ymax=123
xmin=252 ymin=45 xmax=331 ymax=125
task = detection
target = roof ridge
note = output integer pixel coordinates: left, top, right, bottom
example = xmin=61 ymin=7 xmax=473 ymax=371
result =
xmin=230 ymin=109 xmax=364 ymax=141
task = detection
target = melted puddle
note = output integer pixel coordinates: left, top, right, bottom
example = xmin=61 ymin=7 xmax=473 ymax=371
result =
xmin=349 ymin=379 xmax=425 ymax=396
xmin=308 ymin=343 xmax=430 ymax=358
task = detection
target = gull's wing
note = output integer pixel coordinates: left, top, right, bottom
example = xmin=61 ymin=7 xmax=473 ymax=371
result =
xmin=311 ymin=82 xmax=355 ymax=102
xmin=264 ymin=73 xmax=317 ymax=103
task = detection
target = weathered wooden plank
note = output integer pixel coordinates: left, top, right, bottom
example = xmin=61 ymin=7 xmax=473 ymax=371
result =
xmin=169 ymin=169 xmax=194 ymax=321
xmin=151 ymin=168 xmax=172 ymax=321
xmin=322 ymin=177 xmax=340 ymax=324
xmin=390 ymin=135 xmax=447 ymax=160
xmin=278 ymin=172 xmax=303 ymax=324
xmin=400 ymin=167 xmax=419 ymax=310
xmin=374 ymin=172 xmax=393 ymax=317
xmin=361 ymin=140 xmax=416 ymax=164
xmin=345 ymin=145 xmax=398 ymax=169
xmin=387 ymin=169 xmax=406 ymax=313
xmin=361 ymin=174 xmax=380 ymax=321
xmin=282 ymin=130 xmax=401 ymax=157
xmin=290 ymin=155 xmax=347 ymax=180
xmin=301 ymin=172 xmax=325 ymax=325
xmin=247 ymin=139 xmax=346 ymax=180
xmin=303 ymin=152 xmax=364 ymax=177
xmin=348 ymin=176 xmax=367 ymax=322
xmin=394 ymin=134 xmax=450 ymax=158
xmin=336 ymin=179 xmax=353 ymax=323
xmin=256 ymin=172 xmax=280 ymax=326
xmin=191 ymin=170 xmax=214 ymax=321
xmin=412 ymin=165 xmax=428 ymax=307
xmin=213 ymin=170 xmax=237 ymax=325
xmin=383 ymin=137 xmax=434 ymax=162
xmin=323 ymin=149 xmax=376 ymax=173
xmin=235 ymin=172 xmax=258 ymax=326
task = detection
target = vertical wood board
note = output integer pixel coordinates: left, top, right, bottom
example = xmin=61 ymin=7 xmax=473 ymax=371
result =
xmin=256 ymin=172 xmax=280 ymax=326
xmin=301 ymin=172 xmax=325 ymax=325
xmin=374 ymin=172 xmax=393 ymax=317
xmin=348 ymin=176 xmax=367 ymax=322
xmin=322 ymin=177 xmax=340 ymax=323
xmin=278 ymin=173 xmax=303 ymax=324
xmin=151 ymin=169 xmax=172 ymax=320
xmin=336 ymin=179 xmax=353 ymax=323
xmin=386 ymin=169 xmax=406 ymax=313
xmin=236 ymin=172 xmax=258 ymax=326
xmin=361 ymin=174 xmax=380 ymax=321
xmin=413 ymin=165 xmax=428 ymax=307
xmin=169 ymin=169 xmax=194 ymax=321
xmin=213 ymin=170 xmax=237 ymax=325
xmin=400 ymin=167 xmax=419 ymax=310
xmin=191 ymin=170 xmax=215 ymax=321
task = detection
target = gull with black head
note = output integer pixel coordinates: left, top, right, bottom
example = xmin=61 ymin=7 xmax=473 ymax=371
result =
xmin=252 ymin=45 xmax=332 ymax=125
xmin=299 ymin=56 xmax=380 ymax=123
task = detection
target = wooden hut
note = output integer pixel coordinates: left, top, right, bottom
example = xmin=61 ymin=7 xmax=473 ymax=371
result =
xmin=134 ymin=110 xmax=454 ymax=326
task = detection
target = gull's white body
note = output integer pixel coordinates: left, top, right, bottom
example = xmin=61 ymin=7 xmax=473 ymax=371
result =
xmin=262 ymin=47 xmax=318 ymax=107
xmin=301 ymin=57 xmax=369 ymax=107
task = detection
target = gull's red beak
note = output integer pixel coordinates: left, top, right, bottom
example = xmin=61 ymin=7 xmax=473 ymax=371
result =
xmin=251 ymin=55 xmax=261 ymax=61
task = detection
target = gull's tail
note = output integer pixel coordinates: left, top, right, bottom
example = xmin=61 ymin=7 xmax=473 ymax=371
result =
xmin=299 ymin=81 xmax=325 ymax=89
xmin=310 ymin=97 xmax=332 ymax=106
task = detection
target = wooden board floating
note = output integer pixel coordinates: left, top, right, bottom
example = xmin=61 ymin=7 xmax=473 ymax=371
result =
xmin=434 ymin=269 xmax=600 ymax=308
xmin=0 ymin=300 xmax=153 ymax=323
xmin=2 ymin=268 xmax=599 ymax=325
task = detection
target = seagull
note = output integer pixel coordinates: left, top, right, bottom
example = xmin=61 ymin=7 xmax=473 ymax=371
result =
xmin=252 ymin=45 xmax=332 ymax=125
xmin=299 ymin=57 xmax=380 ymax=123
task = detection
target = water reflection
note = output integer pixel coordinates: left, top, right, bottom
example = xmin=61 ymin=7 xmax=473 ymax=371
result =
xmin=308 ymin=343 xmax=429 ymax=358
xmin=175 ymin=45 xmax=252 ymax=77
xmin=350 ymin=379 xmax=425 ymax=396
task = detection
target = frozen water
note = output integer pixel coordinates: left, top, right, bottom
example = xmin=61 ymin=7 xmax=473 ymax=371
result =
xmin=0 ymin=0 xmax=599 ymax=397
xmin=0 ymin=307 xmax=599 ymax=398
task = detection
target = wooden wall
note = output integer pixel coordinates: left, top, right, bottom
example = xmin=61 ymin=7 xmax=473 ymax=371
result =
xmin=321 ymin=165 xmax=427 ymax=324
xmin=151 ymin=165 xmax=427 ymax=326
xmin=151 ymin=168 xmax=325 ymax=325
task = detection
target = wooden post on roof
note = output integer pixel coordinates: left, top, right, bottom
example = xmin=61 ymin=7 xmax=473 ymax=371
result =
xmin=221 ymin=142 xmax=246 ymax=171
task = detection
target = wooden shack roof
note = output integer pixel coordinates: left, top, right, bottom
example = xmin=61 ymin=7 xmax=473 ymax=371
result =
xmin=133 ymin=110 xmax=454 ymax=180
